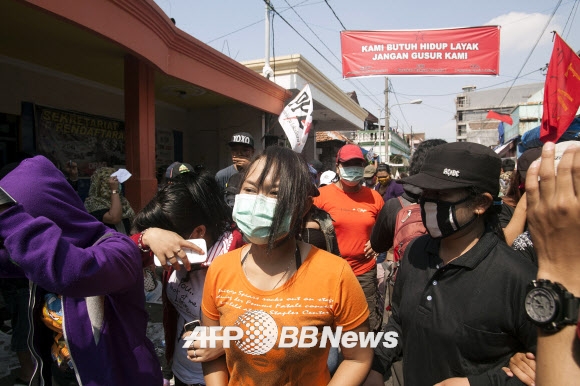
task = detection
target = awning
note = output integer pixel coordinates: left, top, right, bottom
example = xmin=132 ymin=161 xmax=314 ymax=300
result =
xmin=494 ymin=137 xmax=517 ymax=158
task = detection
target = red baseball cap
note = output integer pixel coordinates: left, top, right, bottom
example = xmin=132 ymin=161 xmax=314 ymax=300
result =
xmin=336 ymin=144 xmax=365 ymax=163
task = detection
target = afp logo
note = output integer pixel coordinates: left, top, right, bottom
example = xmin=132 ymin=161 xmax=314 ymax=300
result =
xmin=232 ymin=135 xmax=251 ymax=145
xmin=443 ymin=168 xmax=460 ymax=177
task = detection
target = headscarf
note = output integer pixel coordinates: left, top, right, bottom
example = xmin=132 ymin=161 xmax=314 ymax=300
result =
xmin=84 ymin=167 xmax=135 ymax=222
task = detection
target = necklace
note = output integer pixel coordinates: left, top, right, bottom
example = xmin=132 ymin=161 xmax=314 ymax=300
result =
xmin=242 ymin=248 xmax=296 ymax=290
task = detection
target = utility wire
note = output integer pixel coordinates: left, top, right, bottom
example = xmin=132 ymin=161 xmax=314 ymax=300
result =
xmin=280 ymin=0 xmax=383 ymax=107
xmin=496 ymin=0 xmax=562 ymax=108
xmin=323 ymin=0 xmax=346 ymax=30
xmin=563 ymin=0 xmax=580 ymax=39
xmin=264 ymin=0 xmax=384 ymax=107
xmin=207 ymin=0 xmax=312 ymax=43
xmin=389 ymin=80 xmax=413 ymax=132
xmin=365 ymin=69 xmax=544 ymax=98
xmin=207 ymin=20 xmax=262 ymax=44
xmin=282 ymin=0 xmax=340 ymax=61
xmin=262 ymin=1 xmax=341 ymax=72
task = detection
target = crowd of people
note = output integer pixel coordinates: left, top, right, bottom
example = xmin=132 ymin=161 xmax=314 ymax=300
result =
xmin=1 ymin=129 xmax=580 ymax=385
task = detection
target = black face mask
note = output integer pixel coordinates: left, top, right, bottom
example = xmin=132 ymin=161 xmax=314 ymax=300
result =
xmin=364 ymin=178 xmax=375 ymax=186
xmin=419 ymin=196 xmax=477 ymax=239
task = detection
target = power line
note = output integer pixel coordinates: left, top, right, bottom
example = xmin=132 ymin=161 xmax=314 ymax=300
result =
xmin=496 ymin=0 xmax=562 ymax=107
xmin=207 ymin=20 xmax=262 ymax=44
xmin=563 ymin=0 xmax=580 ymax=39
xmin=377 ymin=69 xmax=544 ymax=98
xmin=207 ymin=0 xmax=313 ymax=43
xmin=282 ymin=0 xmax=340 ymax=61
xmin=264 ymin=0 xmax=384 ymax=108
xmin=323 ymin=0 xmax=346 ymax=30
xmin=281 ymin=0 xmax=384 ymax=107
xmin=389 ymin=80 xmax=413 ymax=132
xmin=262 ymin=1 xmax=342 ymax=72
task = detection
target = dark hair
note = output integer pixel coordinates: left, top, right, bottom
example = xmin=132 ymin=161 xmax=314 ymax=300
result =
xmin=501 ymin=158 xmax=515 ymax=172
xmin=132 ymin=170 xmax=232 ymax=243
xmin=241 ymin=146 xmax=313 ymax=250
xmin=376 ymin=163 xmax=390 ymax=174
xmin=409 ymin=139 xmax=447 ymax=176
xmin=156 ymin=165 xmax=169 ymax=185
xmin=468 ymin=186 xmax=505 ymax=243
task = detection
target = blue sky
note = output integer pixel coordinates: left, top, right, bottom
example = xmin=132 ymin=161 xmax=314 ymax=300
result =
xmin=153 ymin=0 xmax=580 ymax=142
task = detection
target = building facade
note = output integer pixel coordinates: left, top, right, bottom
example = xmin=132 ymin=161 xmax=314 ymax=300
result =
xmin=455 ymin=83 xmax=544 ymax=147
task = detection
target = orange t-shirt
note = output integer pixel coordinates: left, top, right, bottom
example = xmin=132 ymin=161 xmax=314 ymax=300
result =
xmin=201 ymin=246 xmax=369 ymax=386
xmin=313 ymin=184 xmax=384 ymax=276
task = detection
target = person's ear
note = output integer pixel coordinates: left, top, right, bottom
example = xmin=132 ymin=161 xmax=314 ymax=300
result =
xmin=473 ymin=193 xmax=492 ymax=215
xmin=189 ymin=224 xmax=207 ymax=240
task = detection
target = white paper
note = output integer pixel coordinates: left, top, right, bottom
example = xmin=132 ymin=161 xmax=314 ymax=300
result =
xmin=111 ymin=169 xmax=132 ymax=183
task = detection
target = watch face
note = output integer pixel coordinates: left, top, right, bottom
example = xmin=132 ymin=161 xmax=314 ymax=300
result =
xmin=525 ymin=287 xmax=557 ymax=323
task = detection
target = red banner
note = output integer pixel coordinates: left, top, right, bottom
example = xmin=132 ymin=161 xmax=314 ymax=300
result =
xmin=540 ymin=33 xmax=580 ymax=143
xmin=341 ymin=26 xmax=500 ymax=78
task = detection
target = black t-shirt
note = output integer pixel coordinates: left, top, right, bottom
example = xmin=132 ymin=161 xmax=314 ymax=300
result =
xmin=498 ymin=203 xmax=515 ymax=229
xmin=90 ymin=209 xmax=131 ymax=235
xmin=372 ymin=229 xmax=537 ymax=385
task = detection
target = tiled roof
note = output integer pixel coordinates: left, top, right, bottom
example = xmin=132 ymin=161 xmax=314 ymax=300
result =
xmin=316 ymin=131 xmax=352 ymax=143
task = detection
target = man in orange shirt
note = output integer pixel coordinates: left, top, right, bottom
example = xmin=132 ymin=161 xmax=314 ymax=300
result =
xmin=314 ymin=144 xmax=384 ymax=332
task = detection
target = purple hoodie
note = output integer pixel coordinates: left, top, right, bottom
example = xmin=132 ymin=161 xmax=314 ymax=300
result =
xmin=0 ymin=156 xmax=161 ymax=386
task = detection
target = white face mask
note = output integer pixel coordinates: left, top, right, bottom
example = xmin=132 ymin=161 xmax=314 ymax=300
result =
xmin=232 ymin=194 xmax=291 ymax=245
xmin=338 ymin=165 xmax=364 ymax=185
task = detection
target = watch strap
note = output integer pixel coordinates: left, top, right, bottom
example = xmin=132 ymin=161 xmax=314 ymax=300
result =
xmin=0 ymin=187 xmax=17 ymax=207
xmin=560 ymin=286 xmax=580 ymax=327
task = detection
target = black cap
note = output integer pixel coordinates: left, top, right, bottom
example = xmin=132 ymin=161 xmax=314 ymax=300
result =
xmin=229 ymin=132 xmax=255 ymax=148
xmin=165 ymin=162 xmax=194 ymax=179
xmin=400 ymin=142 xmax=501 ymax=195
xmin=517 ymin=147 xmax=542 ymax=179
xmin=224 ymin=172 xmax=243 ymax=194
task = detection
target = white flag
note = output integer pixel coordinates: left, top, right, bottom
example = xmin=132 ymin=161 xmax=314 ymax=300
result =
xmin=278 ymin=84 xmax=313 ymax=153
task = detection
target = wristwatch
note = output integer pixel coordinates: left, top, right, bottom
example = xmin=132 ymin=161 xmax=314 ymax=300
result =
xmin=0 ymin=187 xmax=17 ymax=207
xmin=525 ymin=279 xmax=580 ymax=332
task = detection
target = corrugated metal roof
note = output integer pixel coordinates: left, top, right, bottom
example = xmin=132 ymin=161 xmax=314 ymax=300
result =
xmin=460 ymin=83 xmax=544 ymax=110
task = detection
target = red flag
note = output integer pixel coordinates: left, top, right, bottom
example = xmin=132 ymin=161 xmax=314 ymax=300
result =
xmin=486 ymin=110 xmax=513 ymax=125
xmin=540 ymin=33 xmax=580 ymax=143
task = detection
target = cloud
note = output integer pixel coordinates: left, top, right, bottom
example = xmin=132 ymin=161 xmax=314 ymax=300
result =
xmin=486 ymin=12 xmax=561 ymax=53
